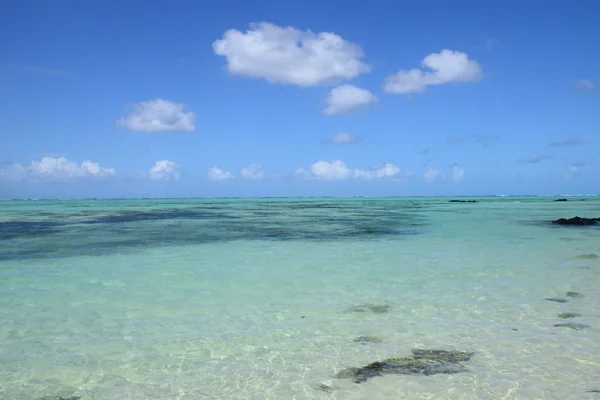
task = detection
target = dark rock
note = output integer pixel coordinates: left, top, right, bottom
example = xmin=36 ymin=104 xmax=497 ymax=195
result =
xmin=552 ymin=217 xmax=600 ymax=226
xmin=566 ymin=291 xmax=583 ymax=298
xmin=546 ymin=298 xmax=568 ymax=303
xmin=586 ymin=390 xmax=600 ymax=393
xmin=412 ymin=349 xmax=475 ymax=362
xmin=353 ymin=336 xmax=381 ymax=344
xmin=348 ymin=304 xmax=390 ymax=314
xmin=576 ymin=254 xmax=599 ymax=259
xmin=558 ymin=312 xmax=582 ymax=319
xmin=449 ymin=200 xmax=477 ymax=203
xmin=316 ymin=384 xmax=336 ymax=393
xmin=37 ymin=397 xmax=81 ymax=400
xmin=335 ymin=349 xmax=474 ymax=384
xmin=553 ymin=323 xmax=590 ymax=331
xmin=554 ymin=198 xmax=568 ymax=202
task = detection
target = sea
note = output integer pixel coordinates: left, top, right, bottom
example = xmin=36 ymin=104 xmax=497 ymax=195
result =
xmin=0 ymin=196 xmax=599 ymax=400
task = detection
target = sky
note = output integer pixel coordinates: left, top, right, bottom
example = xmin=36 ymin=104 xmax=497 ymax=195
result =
xmin=0 ymin=0 xmax=598 ymax=198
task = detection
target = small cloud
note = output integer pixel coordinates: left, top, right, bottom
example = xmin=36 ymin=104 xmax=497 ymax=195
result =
xmin=325 ymin=132 xmax=360 ymax=145
xmin=323 ymin=84 xmax=377 ymax=115
xmin=452 ymin=165 xmax=465 ymax=182
xmin=240 ymin=164 xmax=264 ymax=180
xmin=117 ymin=99 xmax=196 ymax=133
xmin=424 ymin=168 xmax=442 ymax=182
xmin=295 ymin=160 xmax=411 ymax=181
xmin=575 ymin=79 xmax=595 ymax=92
xmin=549 ymin=136 xmax=582 ymax=147
xmin=213 ymin=22 xmax=370 ymax=87
xmin=148 ymin=160 xmax=179 ymax=182
xmin=0 ymin=157 xmax=115 ymax=183
xmin=565 ymin=165 xmax=579 ymax=180
xmin=208 ymin=167 xmax=234 ymax=181
xmin=516 ymin=152 xmax=553 ymax=164
xmin=384 ymin=49 xmax=483 ymax=95
xmin=21 ymin=65 xmax=68 ymax=76
xmin=419 ymin=148 xmax=430 ymax=154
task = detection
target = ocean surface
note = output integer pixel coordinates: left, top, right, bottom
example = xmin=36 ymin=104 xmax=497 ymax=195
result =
xmin=1 ymin=196 xmax=599 ymax=400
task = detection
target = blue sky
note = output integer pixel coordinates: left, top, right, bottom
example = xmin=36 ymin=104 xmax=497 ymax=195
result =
xmin=1 ymin=0 xmax=598 ymax=198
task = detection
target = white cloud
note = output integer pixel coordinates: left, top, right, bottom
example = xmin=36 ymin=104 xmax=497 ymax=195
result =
xmin=296 ymin=160 xmax=353 ymax=181
xmin=452 ymin=165 xmax=465 ymax=182
xmin=212 ymin=22 xmax=370 ymax=87
xmin=326 ymin=132 xmax=359 ymax=145
xmin=575 ymin=79 xmax=595 ymax=92
xmin=324 ymin=84 xmax=377 ymax=115
xmin=296 ymin=160 xmax=410 ymax=181
xmin=208 ymin=167 xmax=235 ymax=181
xmin=424 ymin=168 xmax=441 ymax=182
xmin=0 ymin=157 xmax=116 ymax=183
xmin=384 ymin=49 xmax=483 ymax=94
xmin=117 ymin=99 xmax=196 ymax=132
xmin=354 ymin=163 xmax=411 ymax=181
xmin=148 ymin=160 xmax=179 ymax=182
xmin=241 ymin=164 xmax=264 ymax=180
xmin=550 ymin=136 xmax=582 ymax=147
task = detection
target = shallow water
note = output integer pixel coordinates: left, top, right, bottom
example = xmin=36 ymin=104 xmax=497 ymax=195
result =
xmin=1 ymin=197 xmax=599 ymax=399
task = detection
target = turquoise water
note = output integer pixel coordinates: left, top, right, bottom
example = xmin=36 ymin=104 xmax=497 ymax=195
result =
xmin=1 ymin=197 xmax=599 ymax=399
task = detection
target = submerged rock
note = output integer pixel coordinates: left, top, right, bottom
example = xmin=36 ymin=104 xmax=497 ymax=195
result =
xmin=552 ymin=217 xmax=600 ymax=226
xmin=449 ymin=200 xmax=477 ymax=203
xmin=553 ymin=323 xmax=590 ymax=331
xmin=353 ymin=335 xmax=382 ymax=344
xmin=554 ymin=198 xmax=568 ymax=202
xmin=335 ymin=349 xmax=474 ymax=384
xmin=348 ymin=304 xmax=391 ymax=314
xmin=316 ymin=383 xmax=337 ymax=393
xmin=576 ymin=253 xmax=599 ymax=259
xmin=546 ymin=298 xmax=569 ymax=303
xmin=566 ymin=291 xmax=583 ymax=298
xmin=412 ymin=349 xmax=475 ymax=362
xmin=558 ymin=312 xmax=582 ymax=319
xmin=37 ymin=397 xmax=81 ymax=400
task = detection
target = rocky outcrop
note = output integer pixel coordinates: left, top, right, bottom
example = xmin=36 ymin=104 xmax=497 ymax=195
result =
xmin=449 ymin=200 xmax=477 ymax=203
xmin=335 ymin=349 xmax=474 ymax=383
xmin=552 ymin=217 xmax=600 ymax=226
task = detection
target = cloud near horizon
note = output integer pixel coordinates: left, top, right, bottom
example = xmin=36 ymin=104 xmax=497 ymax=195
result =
xmin=384 ymin=49 xmax=483 ymax=94
xmin=118 ymin=99 xmax=196 ymax=132
xmin=0 ymin=157 xmax=116 ymax=183
xmin=295 ymin=160 xmax=411 ymax=181
xmin=240 ymin=164 xmax=264 ymax=180
xmin=212 ymin=22 xmax=370 ymax=87
xmin=208 ymin=167 xmax=235 ymax=181
xmin=148 ymin=160 xmax=180 ymax=182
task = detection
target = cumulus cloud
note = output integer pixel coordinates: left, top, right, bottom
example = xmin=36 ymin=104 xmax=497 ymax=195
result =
xmin=325 ymin=132 xmax=359 ymax=145
xmin=212 ymin=22 xmax=370 ymax=87
xmin=517 ymin=153 xmax=553 ymax=164
xmin=384 ymin=49 xmax=483 ymax=94
xmin=148 ymin=160 xmax=179 ymax=182
xmin=0 ymin=157 xmax=116 ymax=183
xmin=575 ymin=79 xmax=595 ymax=92
xmin=208 ymin=167 xmax=234 ymax=181
xmin=323 ymin=84 xmax=377 ymax=115
xmin=117 ymin=99 xmax=196 ymax=132
xmin=295 ymin=160 xmax=410 ymax=181
xmin=549 ymin=136 xmax=582 ymax=147
xmin=424 ymin=168 xmax=441 ymax=182
xmin=241 ymin=164 xmax=264 ymax=180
